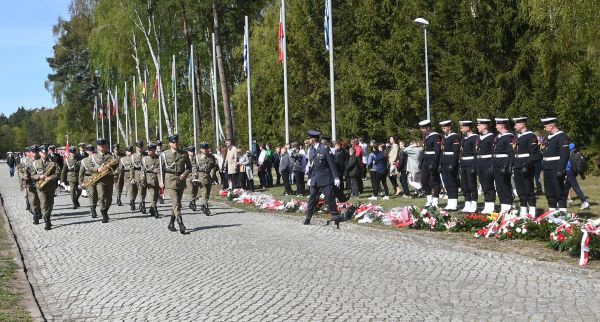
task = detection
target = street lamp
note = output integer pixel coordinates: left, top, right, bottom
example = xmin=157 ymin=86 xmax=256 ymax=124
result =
xmin=414 ymin=17 xmax=430 ymax=121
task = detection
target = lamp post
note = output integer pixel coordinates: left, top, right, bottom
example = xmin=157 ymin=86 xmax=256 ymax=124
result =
xmin=414 ymin=17 xmax=430 ymax=121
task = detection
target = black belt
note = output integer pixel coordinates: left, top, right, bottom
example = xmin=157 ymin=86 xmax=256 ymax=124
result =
xmin=122 ymin=170 xmax=130 ymax=172
xmin=166 ymin=171 xmax=183 ymax=175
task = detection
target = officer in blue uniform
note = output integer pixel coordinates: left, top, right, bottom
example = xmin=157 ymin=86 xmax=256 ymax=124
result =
xmin=476 ymin=119 xmax=496 ymax=214
xmin=541 ymin=117 xmax=570 ymax=212
xmin=439 ymin=120 xmax=460 ymax=211
xmin=458 ymin=120 xmax=478 ymax=213
xmin=419 ymin=120 xmax=442 ymax=208
xmin=512 ymin=117 xmax=541 ymax=217
xmin=493 ymin=118 xmax=515 ymax=214
xmin=303 ymin=130 xmax=341 ymax=226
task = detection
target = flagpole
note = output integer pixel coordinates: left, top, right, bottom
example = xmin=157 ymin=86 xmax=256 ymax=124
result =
xmin=124 ymin=81 xmax=130 ymax=146
xmin=191 ymin=45 xmax=198 ymax=149
xmin=281 ymin=0 xmax=290 ymax=144
xmin=245 ymin=16 xmax=253 ymax=153
xmin=173 ymin=55 xmax=178 ymax=135
xmin=108 ymin=90 xmax=112 ymax=147
xmin=100 ymin=93 xmax=105 ymax=139
xmin=133 ymin=77 xmax=138 ymax=142
xmin=144 ymin=70 xmax=150 ymax=144
xmin=95 ymin=96 xmax=99 ymax=140
xmin=115 ymin=86 xmax=120 ymax=145
xmin=158 ymin=73 xmax=163 ymax=140
xmin=327 ymin=0 xmax=336 ymax=141
xmin=212 ymin=32 xmax=220 ymax=148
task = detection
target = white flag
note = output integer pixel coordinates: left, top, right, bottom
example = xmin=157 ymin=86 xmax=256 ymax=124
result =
xmin=324 ymin=0 xmax=330 ymax=51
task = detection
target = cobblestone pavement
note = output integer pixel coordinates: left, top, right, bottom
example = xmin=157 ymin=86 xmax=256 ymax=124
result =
xmin=2 ymin=167 xmax=600 ymax=321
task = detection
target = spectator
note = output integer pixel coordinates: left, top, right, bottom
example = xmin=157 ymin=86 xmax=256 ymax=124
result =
xmin=291 ymin=142 xmax=307 ymax=196
xmin=359 ymin=138 xmax=368 ymax=181
xmin=273 ymin=147 xmax=281 ymax=186
xmin=367 ymin=143 xmax=389 ymax=200
xmin=217 ymin=146 xmax=228 ymax=190
xmin=352 ymin=139 xmax=365 ymax=193
xmin=387 ymin=136 xmax=401 ymax=195
xmin=279 ymin=147 xmax=293 ymax=195
xmin=257 ymin=144 xmax=267 ymax=189
xmin=7 ymin=153 xmax=15 ymax=177
xmin=565 ymin=143 xmax=590 ymax=210
xmin=403 ymin=141 xmax=423 ymax=196
xmin=264 ymin=143 xmax=274 ymax=187
xmin=225 ymin=140 xmax=239 ymax=190
xmin=534 ymin=131 xmax=544 ymax=194
xmin=238 ymin=151 xmax=254 ymax=191
xmin=334 ymin=141 xmax=349 ymax=192
xmin=397 ymin=140 xmax=411 ymax=197
xmin=345 ymin=147 xmax=361 ymax=197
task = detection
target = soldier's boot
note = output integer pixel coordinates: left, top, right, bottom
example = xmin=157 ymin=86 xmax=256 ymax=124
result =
xmin=140 ymin=201 xmax=147 ymax=214
xmin=43 ymin=214 xmax=51 ymax=231
xmin=25 ymin=198 xmax=30 ymax=211
xmin=303 ymin=213 xmax=313 ymax=225
xmin=117 ymin=196 xmax=123 ymax=207
xmin=149 ymin=206 xmax=155 ymax=217
xmin=152 ymin=206 xmax=160 ymax=219
xmin=33 ymin=212 xmax=40 ymax=225
xmin=176 ymin=216 xmax=187 ymax=234
xmin=168 ymin=215 xmax=177 ymax=232
xmin=37 ymin=211 xmax=43 ymax=220
xmin=189 ymin=200 xmax=196 ymax=211
xmin=90 ymin=206 xmax=98 ymax=218
xmin=101 ymin=210 xmax=109 ymax=223
xmin=159 ymin=195 xmax=165 ymax=204
xmin=203 ymin=203 xmax=211 ymax=216
xmin=75 ymin=198 xmax=80 ymax=208
xmin=130 ymin=200 xmax=136 ymax=211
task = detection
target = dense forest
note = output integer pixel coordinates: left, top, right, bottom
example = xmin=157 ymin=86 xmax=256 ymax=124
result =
xmin=3 ymin=0 xmax=599 ymax=156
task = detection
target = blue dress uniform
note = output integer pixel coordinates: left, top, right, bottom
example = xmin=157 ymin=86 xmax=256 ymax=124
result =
xmin=439 ymin=120 xmax=460 ymax=210
xmin=459 ymin=121 xmax=478 ymax=213
xmin=419 ymin=120 xmax=442 ymax=207
xmin=492 ymin=118 xmax=515 ymax=213
xmin=512 ymin=117 xmax=542 ymax=216
xmin=303 ymin=130 xmax=340 ymax=226
xmin=476 ymin=119 xmax=496 ymax=214
xmin=541 ymin=117 xmax=571 ymax=211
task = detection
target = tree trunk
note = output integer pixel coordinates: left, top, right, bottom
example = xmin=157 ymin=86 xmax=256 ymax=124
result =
xmin=212 ymin=0 xmax=234 ymax=143
xmin=180 ymin=1 xmax=202 ymax=140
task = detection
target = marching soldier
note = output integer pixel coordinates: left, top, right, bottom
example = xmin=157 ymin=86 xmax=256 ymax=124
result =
xmin=29 ymin=146 xmax=58 ymax=230
xmin=458 ymin=121 xmax=479 ymax=213
xmin=160 ymin=134 xmax=192 ymax=234
xmin=512 ymin=117 xmax=541 ymax=217
xmin=133 ymin=141 xmax=147 ymax=213
xmin=112 ymin=144 xmax=124 ymax=206
xmin=79 ymin=144 xmax=99 ymax=218
xmin=48 ymin=145 xmax=64 ymax=170
xmin=60 ymin=147 xmax=81 ymax=209
xmin=303 ymin=130 xmax=341 ymax=226
xmin=90 ymin=138 xmax=116 ymax=223
xmin=76 ymin=143 xmax=88 ymax=161
xmin=541 ymin=117 xmax=571 ymax=212
xmin=196 ymin=142 xmax=218 ymax=216
xmin=439 ymin=120 xmax=460 ymax=211
xmin=25 ymin=146 xmax=41 ymax=221
xmin=118 ymin=146 xmax=137 ymax=210
xmin=17 ymin=147 xmax=31 ymax=211
xmin=418 ymin=120 xmax=442 ymax=208
xmin=493 ymin=118 xmax=515 ymax=214
xmin=142 ymin=143 xmax=161 ymax=218
xmin=186 ymin=146 xmax=200 ymax=211
xmin=156 ymin=140 xmax=165 ymax=204
xmin=476 ymin=119 xmax=496 ymax=214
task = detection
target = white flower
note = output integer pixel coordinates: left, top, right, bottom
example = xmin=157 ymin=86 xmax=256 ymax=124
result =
xmin=516 ymin=227 xmax=522 ymax=233
xmin=420 ymin=209 xmax=428 ymax=215
xmin=522 ymin=229 xmax=528 ymax=234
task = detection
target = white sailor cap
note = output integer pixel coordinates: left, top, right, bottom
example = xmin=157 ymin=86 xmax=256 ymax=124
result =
xmin=438 ymin=120 xmax=452 ymax=127
xmin=495 ymin=118 xmax=509 ymax=125
xmin=459 ymin=120 xmax=474 ymax=126
xmin=541 ymin=117 xmax=557 ymax=125
xmin=418 ymin=120 xmax=431 ymax=127
xmin=512 ymin=117 xmax=527 ymax=123
xmin=477 ymin=118 xmax=491 ymax=125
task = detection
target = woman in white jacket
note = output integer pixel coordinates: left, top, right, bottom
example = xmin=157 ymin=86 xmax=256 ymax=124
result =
xmin=403 ymin=142 xmax=423 ymax=193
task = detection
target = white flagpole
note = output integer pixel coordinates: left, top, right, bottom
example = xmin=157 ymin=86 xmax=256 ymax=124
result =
xmin=245 ymin=16 xmax=253 ymax=153
xmin=158 ymin=73 xmax=163 ymax=140
xmin=173 ymin=55 xmax=178 ymax=134
xmin=281 ymin=0 xmax=290 ymax=144
xmin=108 ymin=90 xmax=112 ymax=147
xmin=144 ymin=70 xmax=150 ymax=144
xmin=124 ymin=81 xmax=130 ymax=145
xmin=327 ymin=0 xmax=336 ymax=141
xmin=212 ymin=32 xmax=221 ymax=148
xmin=115 ymin=86 xmax=120 ymax=145
xmin=133 ymin=77 xmax=138 ymax=142
xmin=100 ymin=93 xmax=105 ymax=139
xmin=191 ymin=45 xmax=198 ymax=149
xmin=94 ymin=96 xmax=99 ymax=140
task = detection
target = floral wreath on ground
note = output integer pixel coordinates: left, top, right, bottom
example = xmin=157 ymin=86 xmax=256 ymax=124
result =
xmin=219 ymin=189 xmax=600 ymax=266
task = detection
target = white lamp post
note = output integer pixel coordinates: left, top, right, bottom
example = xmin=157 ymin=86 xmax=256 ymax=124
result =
xmin=414 ymin=17 xmax=430 ymax=121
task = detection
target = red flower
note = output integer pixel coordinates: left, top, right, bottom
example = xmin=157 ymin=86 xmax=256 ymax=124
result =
xmin=557 ymin=234 xmax=565 ymax=242
xmin=566 ymin=227 xmax=573 ymax=235
xmin=506 ymin=231 xmax=512 ymax=237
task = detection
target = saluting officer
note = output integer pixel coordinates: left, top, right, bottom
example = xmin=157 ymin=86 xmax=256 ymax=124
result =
xmin=112 ymin=144 xmax=124 ymax=206
xmin=459 ymin=121 xmax=479 ymax=213
xmin=60 ymin=146 xmax=81 ymax=209
xmin=197 ymin=142 xmax=218 ymax=216
xmin=476 ymin=119 xmax=496 ymax=214
xmin=439 ymin=120 xmax=460 ymax=211
xmin=186 ymin=146 xmax=200 ymax=211
xmin=512 ymin=117 xmax=541 ymax=217
xmin=133 ymin=141 xmax=148 ymax=213
xmin=142 ymin=143 xmax=161 ymax=218
xmin=160 ymin=134 xmax=192 ymax=234
xmin=303 ymin=130 xmax=341 ymax=226
xmin=90 ymin=138 xmax=116 ymax=223
xmin=29 ymin=146 xmax=58 ymax=230
xmin=79 ymin=144 xmax=98 ymax=218
xmin=492 ymin=118 xmax=515 ymax=214
xmin=419 ymin=120 xmax=442 ymax=208
xmin=25 ymin=146 xmax=41 ymax=222
xmin=541 ymin=117 xmax=571 ymax=212
xmin=118 ymin=146 xmax=137 ymax=210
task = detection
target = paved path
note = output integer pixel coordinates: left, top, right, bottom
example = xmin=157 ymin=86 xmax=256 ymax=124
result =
xmin=2 ymin=165 xmax=600 ymax=321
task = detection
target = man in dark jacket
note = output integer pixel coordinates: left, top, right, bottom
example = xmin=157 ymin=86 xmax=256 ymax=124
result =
xmin=7 ymin=153 xmax=16 ymax=177
xmin=278 ymin=147 xmax=293 ymax=195
xmin=334 ymin=142 xmax=348 ymax=192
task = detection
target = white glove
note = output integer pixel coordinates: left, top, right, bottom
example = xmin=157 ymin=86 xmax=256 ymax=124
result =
xmin=334 ymin=178 xmax=340 ymax=188
xmin=307 ymin=179 xmax=311 ymax=186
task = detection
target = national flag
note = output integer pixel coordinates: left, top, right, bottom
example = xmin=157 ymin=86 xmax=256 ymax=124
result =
xmin=99 ymin=104 xmax=104 ymax=120
xmin=243 ymin=24 xmax=249 ymax=76
xmin=172 ymin=56 xmax=177 ymax=95
xmin=278 ymin=4 xmax=285 ymax=64
xmin=152 ymin=76 xmax=158 ymax=100
xmin=131 ymin=92 xmax=137 ymax=109
xmin=188 ymin=50 xmax=194 ymax=92
xmin=112 ymin=93 xmax=118 ymax=116
xmin=65 ymin=139 xmax=70 ymax=157
xmin=324 ymin=0 xmax=331 ymax=52
xmin=141 ymin=79 xmax=147 ymax=104
xmin=93 ymin=99 xmax=97 ymax=120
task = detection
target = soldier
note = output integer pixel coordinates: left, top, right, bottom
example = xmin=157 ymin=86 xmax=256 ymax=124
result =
xmin=90 ymin=138 xmax=116 ymax=223
xmin=476 ymin=119 xmax=496 ymax=214
xmin=303 ymin=130 xmax=341 ymax=226
xmin=160 ymin=134 xmax=192 ymax=234
xmin=418 ymin=120 xmax=442 ymax=208
xmin=196 ymin=142 xmax=218 ymax=216
xmin=76 ymin=143 xmax=88 ymax=161
xmin=156 ymin=140 xmax=165 ymax=204
xmin=439 ymin=120 xmax=460 ymax=211
xmin=60 ymin=147 xmax=81 ymax=209
xmin=512 ymin=117 xmax=541 ymax=217
xmin=493 ymin=118 xmax=515 ymax=214
xmin=142 ymin=143 xmax=161 ymax=218
xmin=112 ymin=144 xmax=124 ymax=206
xmin=79 ymin=144 xmax=99 ymax=218
xmin=541 ymin=117 xmax=570 ymax=212
xmin=24 ymin=146 xmax=41 ymax=221
xmin=458 ymin=121 xmax=479 ymax=213
xmin=132 ymin=141 xmax=148 ymax=213
xmin=17 ymin=147 xmax=31 ymax=211
xmin=48 ymin=145 xmax=64 ymax=170
xmin=118 ymin=146 xmax=137 ymax=210
xmin=29 ymin=146 xmax=58 ymax=230
xmin=186 ymin=146 xmax=200 ymax=211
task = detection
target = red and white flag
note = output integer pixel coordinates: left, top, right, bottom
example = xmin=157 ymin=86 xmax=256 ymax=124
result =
xmin=278 ymin=4 xmax=285 ymax=64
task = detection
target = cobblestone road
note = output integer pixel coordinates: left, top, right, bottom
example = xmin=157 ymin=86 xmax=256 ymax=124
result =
xmin=2 ymin=166 xmax=600 ymax=321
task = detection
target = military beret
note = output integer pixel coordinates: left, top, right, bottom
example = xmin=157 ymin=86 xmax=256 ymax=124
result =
xmin=125 ymin=145 xmax=134 ymax=152
xmin=541 ymin=117 xmax=557 ymax=125
xmin=186 ymin=146 xmax=195 ymax=152
xmin=307 ymin=130 xmax=321 ymax=139
xmin=495 ymin=118 xmax=509 ymax=125
xmin=512 ymin=117 xmax=527 ymax=123
xmin=155 ymin=140 xmax=163 ymax=146
xmin=147 ymin=143 xmax=157 ymax=150
xmin=168 ymin=134 xmax=179 ymax=143
xmin=438 ymin=120 xmax=452 ymax=127
xmin=199 ymin=142 xmax=209 ymax=149
xmin=96 ymin=138 xmax=107 ymax=145
xmin=135 ymin=140 xmax=144 ymax=148
xmin=68 ymin=146 xmax=76 ymax=154
xmin=85 ymin=144 xmax=95 ymax=152
xmin=418 ymin=120 xmax=431 ymax=127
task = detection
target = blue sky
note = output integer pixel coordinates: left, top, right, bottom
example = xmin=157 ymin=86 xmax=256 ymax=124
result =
xmin=0 ymin=0 xmax=71 ymax=116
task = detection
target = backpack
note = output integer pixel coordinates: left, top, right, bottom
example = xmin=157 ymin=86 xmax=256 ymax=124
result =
xmin=570 ymin=149 xmax=588 ymax=175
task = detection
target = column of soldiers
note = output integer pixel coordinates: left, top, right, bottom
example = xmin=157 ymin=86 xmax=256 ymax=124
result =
xmin=420 ymin=116 xmax=568 ymax=217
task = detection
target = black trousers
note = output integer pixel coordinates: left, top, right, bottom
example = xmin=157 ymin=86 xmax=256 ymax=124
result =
xmin=420 ymin=167 xmax=440 ymax=197
xmin=460 ymin=167 xmax=478 ymax=202
xmin=441 ymin=165 xmax=459 ymax=199
xmin=389 ymin=175 xmax=398 ymax=189
xmin=477 ymin=167 xmax=496 ymax=202
xmin=544 ymin=169 xmax=567 ymax=208
xmin=399 ymin=170 xmax=410 ymax=195
xmin=493 ymin=169 xmax=513 ymax=205
xmin=293 ymin=171 xmax=305 ymax=194
xmin=371 ymin=171 xmax=389 ymax=197
xmin=350 ymin=177 xmax=360 ymax=196
xmin=305 ymin=184 xmax=339 ymax=220
xmin=282 ymin=171 xmax=292 ymax=194
xmin=514 ymin=166 xmax=535 ymax=207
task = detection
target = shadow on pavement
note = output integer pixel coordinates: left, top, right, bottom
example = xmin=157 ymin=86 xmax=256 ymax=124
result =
xmin=187 ymin=224 xmax=242 ymax=233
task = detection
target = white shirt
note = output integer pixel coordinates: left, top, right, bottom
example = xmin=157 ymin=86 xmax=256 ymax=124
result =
xmin=258 ymin=150 xmax=267 ymax=165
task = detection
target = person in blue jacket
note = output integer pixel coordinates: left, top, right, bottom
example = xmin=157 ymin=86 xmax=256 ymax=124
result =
xmin=565 ymin=142 xmax=590 ymax=210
